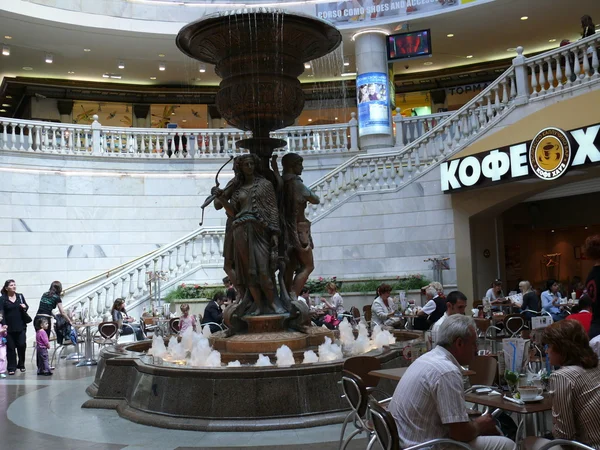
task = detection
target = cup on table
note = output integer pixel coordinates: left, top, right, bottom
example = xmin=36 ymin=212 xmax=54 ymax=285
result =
xmin=571 ymin=292 xmax=577 ymax=301
xmin=517 ymin=386 xmax=543 ymax=401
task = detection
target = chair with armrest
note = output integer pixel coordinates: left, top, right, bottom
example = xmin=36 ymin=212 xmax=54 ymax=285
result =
xmin=169 ymin=317 xmax=180 ymax=335
xmin=504 ymin=313 xmax=525 ymax=337
xmin=367 ymin=399 xmax=473 ymax=450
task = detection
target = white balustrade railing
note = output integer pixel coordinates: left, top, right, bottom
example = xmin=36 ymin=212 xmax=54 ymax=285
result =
xmin=63 ymin=227 xmax=225 ymax=321
xmin=525 ymin=33 xmax=600 ymax=99
xmin=394 ymin=110 xmax=453 ymax=147
xmin=56 ymin=38 xmax=600 ymax=317
xmin=0 ymin=115 xmax=359 ymax=158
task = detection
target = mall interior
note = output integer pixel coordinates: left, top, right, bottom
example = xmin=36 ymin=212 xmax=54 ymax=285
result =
xmin=2 ymin=0 xmax=600 ymax=449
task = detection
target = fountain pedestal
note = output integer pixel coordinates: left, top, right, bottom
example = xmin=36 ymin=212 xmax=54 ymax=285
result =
xmin=243 ymin=314 xmax=286 ymax=333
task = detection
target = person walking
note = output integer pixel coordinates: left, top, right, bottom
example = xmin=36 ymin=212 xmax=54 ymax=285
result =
xmin=35 ymin=281 xmax=70 ymax=340
xmin=0 ymin=280 xmax=30 ymax=375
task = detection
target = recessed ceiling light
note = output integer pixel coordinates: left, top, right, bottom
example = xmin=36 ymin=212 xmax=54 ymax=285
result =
xmin=150 ymin=76 xmax=157 ymax=80
xmin=199 ymin=63 xmax=206 ymax=73
xmin=343 ymin=61 xmax=350 ymax=66
xmin=334 ymin=117 xmax=338 ymax=120
xmin=423 ymin=61 xmax=433 ymax=65
xmin=304 ymin=63 xmax=311 ymax=69
xmin=2 ymin=45 xmax=9 ymax=56
xmin=551 ymin=229 xmax=555 ymax=233
xmin=520 ymin=16 xmax=528 ymax=20
xmin=447 ymin=33 xmax=454 ymax=37
xmin=6 ymin=96 xmax=12 ymax=99
xmin=507 ymin=47 xmax=517 ymax=52
xmin=22 ymin=66 xmax=33 ymax=70
xmin=45 ymin=53 xmax=53 ymax=64
xmin=83 ymin=48 xmax=91 ymax=52
xmin=340 ymin=72 xmax=357 ymax=77
xmin=182 ymin=119 xmax=187 ymax=123
xmin=159 ymin=63 xmax=166 ymax=71
xmin=308 ymin=118 xmax=312 ymax=122
xmin=0 ymin=109 xmax=6 ymax=113
xmin=548 ymin=38 xmax=556 ymax=43
xmin=158 ymin=53 xmax=165 ymax=57
xmin=307 ymin=74 xmax=314 ymax=77
xmin=466 ymin=55 xmax=473 ymax=59
xmin=171 ymin=112 xmax=175 ymax=115
xmin=118 ymin=60 xmax=125 ymax=69
xmin=67 ymin=71 xmax=75 ymax=74
xmin=2 ymin=103 xmax=11 ymax=107
xmin=585 ymin=226 xmax=589 ymax=230
xmin=4 ymin=36 xmax=12 ymax=40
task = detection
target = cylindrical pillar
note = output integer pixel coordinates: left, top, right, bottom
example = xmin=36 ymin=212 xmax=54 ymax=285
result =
xmin=57 ymin=100 xmax=74 ymax=124
xmin=354 ymin=31 xmax=394 ymax=151
xmin=133 ymin=104 xmax=151 ymax=128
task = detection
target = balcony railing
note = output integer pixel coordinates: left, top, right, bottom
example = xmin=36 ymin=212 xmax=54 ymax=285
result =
xmin=0 ymin=115 xmax=359 ymax=158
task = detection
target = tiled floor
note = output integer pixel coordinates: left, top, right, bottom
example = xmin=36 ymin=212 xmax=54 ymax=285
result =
xmin=2 ymin=359 xmax=373 ymax=450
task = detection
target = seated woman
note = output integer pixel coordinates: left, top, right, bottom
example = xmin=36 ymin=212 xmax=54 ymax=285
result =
xmin=526 ymin=320 xmax=600 ymax=450
xmin=323 ymin=282 xmax=345 ymax=321
xmin=371 ymin=283 xmax=401 ymax=329
xmin=519 ymin=281 xmax=541 ymax=321
xmin=110 ymin=298 xmax=145 ymax=340
xmin=541 ymin=279 xmax=567 ymax=322
xmin=485 ymin=279 xmax=505 ymax=312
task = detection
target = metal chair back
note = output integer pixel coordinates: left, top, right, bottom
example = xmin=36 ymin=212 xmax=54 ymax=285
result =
xmin=341 ymin=370 xmax=369 ymax=418
xmin=504 ymin=314 xmax=525 ymax=337
xmin=343 ymin=356 xmax=382 ymax=388
xmin=368 ymin=399 xmax=399 ymax=450
xmin=169 ymin=318 xmax=180 ymax=334
xmin=98 ymin=322 xmax=119 ymax=340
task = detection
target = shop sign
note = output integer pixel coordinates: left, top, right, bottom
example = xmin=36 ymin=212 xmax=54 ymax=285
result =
xmin=440 ymin=124 xmax=600 ymax=192
xmin=445 ymin=82 xmax=490 ymax=96
xmin=315 ymin=0 xmax=475 ymax=25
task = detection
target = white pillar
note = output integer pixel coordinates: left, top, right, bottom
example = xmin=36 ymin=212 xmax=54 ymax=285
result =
xmin=354 ymin=31 xmax=394 ymax=151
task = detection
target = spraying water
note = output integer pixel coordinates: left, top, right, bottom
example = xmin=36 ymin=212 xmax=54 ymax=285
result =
xmin=275 ymin=345 xmax=296 ymax=367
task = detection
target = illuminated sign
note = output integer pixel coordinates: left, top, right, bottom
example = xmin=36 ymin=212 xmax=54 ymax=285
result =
xmin=440 ymin=124 xmax=600 ymax=192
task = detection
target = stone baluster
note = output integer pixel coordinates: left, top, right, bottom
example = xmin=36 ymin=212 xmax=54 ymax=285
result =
xmin=200 ymin=133 xmax=207 ymax=156
xmin=51 ymin=127 xmax=58 ymax=152
xmin=573 ymin=48 xmax=582 ymax=83
xmin=136 ymin=267 xmax=144 ymax=296
xmin=485 ymin=94 xmax=494 ymax=121
xmin=545 ymin=58 xmax=555 ymax=92
xmin=582 ymin=48 xmax=591 ymax=81
xmin=26 ymin=125 xmax=34 ymax=151
xmin=94 ymin=291 xmax=102 ymax=317
xmin=395 ymin=154 xmax=404 ymax=182
xmin=127 ymin=271 xmax=136 ymax=298
xmin=537 ymin=61 xmax=547 ymax=95
xmin=207 ymin=133 xmax=214 ymax=155
xmin=104 ymin=285 xmax=112 ymax=312
xmin=554 ymin=55 xmax=564 ymax=90
xmin=143 ymin=262 xmax=152 ymax=293
xmin=563 ymin=50 xmax=573 ymax=87
xmin=117 ymin=132 xmax=123 ymax=153
xmin=161 ymin=134 xmax=168 ymax=157
xmin=0 ymin=122 xmax=6 ymax=150
xmin=120 ymin=276 xmax=128 ymax=299
xmin=529 ymin=63 xmax=539 ymax=97
xmin=592 ymin=45 xmax=599 ymax=78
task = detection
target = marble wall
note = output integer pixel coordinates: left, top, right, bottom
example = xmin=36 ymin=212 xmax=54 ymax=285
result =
xmin=311 ymin=169 xmax=456 ymax=286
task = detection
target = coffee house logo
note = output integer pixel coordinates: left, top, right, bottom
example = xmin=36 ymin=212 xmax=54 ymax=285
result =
xmin=529 ymin=127 xmax=571 ymax=181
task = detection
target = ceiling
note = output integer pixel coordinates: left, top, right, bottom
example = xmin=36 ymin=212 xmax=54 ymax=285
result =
xmin=0 ymin=0 xmax=599 ymax=91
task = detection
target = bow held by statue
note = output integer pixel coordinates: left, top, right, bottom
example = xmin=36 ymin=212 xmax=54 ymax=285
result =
xmin=199 ymin=155 xmax=233 ymax=226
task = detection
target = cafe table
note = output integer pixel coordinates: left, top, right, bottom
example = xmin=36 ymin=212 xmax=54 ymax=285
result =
xmin=369 ymin=367 xmax=476 ymax=381
xmin=74 ymin=322 xmax=100 ymax=367
xmin=465 ymin=391 xmax=552 ymax=445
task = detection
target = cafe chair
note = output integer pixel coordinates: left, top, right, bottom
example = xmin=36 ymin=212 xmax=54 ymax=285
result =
xmin=342 ymin=356 xmax=391 ymax=400
xmin=339 ymin=370 xmax=383 ymax=450
xmin=537 ymin=440 xmax=594 ymax=450
xmin=468 ymin=355 xmax=498 ymax=387
xmin=367 ymin=399 xmax=473 ymax=450
xmin=504 ymin=314 xmax=525 ymax=337
xmin=169 ymin=317 xmax=181 ymax=335
xmin=120 ymin=323 xmax=139 ymax=343
xmin=484 ymin=325 xmax=502 ymax=353
xmin=362 ymin=305 xmax=372 ymax=330
xmin=93 ymin=321 xmax=119 ymax=349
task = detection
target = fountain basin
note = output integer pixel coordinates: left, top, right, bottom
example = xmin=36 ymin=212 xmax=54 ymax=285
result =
xmin=84 ymin=337 xmax=419 ymax=431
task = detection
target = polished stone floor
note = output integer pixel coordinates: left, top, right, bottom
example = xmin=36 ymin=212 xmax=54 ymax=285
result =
xmin=2 ymin=358 xmax=374 ymax=450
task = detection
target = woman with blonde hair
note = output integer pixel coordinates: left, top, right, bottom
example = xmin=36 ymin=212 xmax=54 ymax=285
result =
xmin=519 ymin=280 xmax=540 ymax=320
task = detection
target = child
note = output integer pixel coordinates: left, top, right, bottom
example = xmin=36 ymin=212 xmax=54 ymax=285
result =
xmin=0 ymin=324 xmax=7 ymax=378
xmin=35 ymin=318 xmax=52 ymax=376
xmin=179 ymin=304 xmax=197 ymax=334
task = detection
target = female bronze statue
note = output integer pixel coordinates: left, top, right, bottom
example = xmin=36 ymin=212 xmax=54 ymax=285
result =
xmin=213 ymin=154 xmax=282 ymax=315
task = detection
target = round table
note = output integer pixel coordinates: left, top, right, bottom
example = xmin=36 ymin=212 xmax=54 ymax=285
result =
xmin=74 ymin=322 xmax=100 ymax=367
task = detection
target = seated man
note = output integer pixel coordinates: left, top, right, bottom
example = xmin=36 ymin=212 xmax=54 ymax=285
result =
xmin=430 ymin=290 xmax=467 ymax=347
xmin=201 ymin=292 xmax=225 ymax=333
xmin=388 ymin=315 xmax=515 ymax=450
xmin=566 ymin=295 xmax=593 ymax=334
xmin=541 ymin=279 xmax=567 ymax=323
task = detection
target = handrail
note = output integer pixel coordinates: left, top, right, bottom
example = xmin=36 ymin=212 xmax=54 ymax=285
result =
xmin=524 ymin=32 xmax=599 ymax=63
xmin=62 ymin=248 xmax=162 ymax=296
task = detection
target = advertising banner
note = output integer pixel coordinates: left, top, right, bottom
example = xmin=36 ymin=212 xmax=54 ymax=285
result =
xmin=316 ymin=0 xmax=474 ymax=25
xmin=357 ymin=72 xmax=391 ymax=137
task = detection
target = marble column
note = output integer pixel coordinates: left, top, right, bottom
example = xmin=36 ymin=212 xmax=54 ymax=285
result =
xmin=354 ymin=31 xmax=394 ymax=151
xmin=57 ymin=100 xmax=74 ymax=124
xmin=133 ymin=104 xmax=151 ymax=128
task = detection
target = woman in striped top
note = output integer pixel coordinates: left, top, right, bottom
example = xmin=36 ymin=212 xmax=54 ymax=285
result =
xmin=527 ymin=320 xmax=600 ymax=450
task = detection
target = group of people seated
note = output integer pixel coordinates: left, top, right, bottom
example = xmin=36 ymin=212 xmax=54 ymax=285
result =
xmin=388 ymin=314 xmax=600 ymax=450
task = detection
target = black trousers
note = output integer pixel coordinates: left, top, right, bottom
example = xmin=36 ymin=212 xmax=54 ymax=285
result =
xmin=6 ymin=330 xmax=26 ymax=371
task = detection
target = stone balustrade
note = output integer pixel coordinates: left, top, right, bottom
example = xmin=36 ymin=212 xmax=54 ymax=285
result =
xmin=0 ymin=116 xmax=359 ymax=158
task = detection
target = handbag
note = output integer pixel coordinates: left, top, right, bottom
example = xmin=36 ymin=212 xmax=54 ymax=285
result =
xmin=18 ymin=294 xmax=32 ymax=324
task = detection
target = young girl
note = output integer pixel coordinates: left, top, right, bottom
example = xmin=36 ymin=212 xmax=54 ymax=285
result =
xmin=0 ymin=324 xmax=7 ymax=378
xmin=179 ymin=304 xmax=197 ymax=334
xmin=35 ymin=318 xmax=52 ymax=376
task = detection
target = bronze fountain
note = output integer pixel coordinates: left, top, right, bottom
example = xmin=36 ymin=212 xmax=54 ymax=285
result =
xmin=177 ymin=9 xmax=341 ymax=337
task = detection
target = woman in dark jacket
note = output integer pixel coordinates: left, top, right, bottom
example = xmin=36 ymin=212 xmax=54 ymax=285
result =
xmin=35 ymin=281 xmax=70 ymax=339
xmin=0 ymin=279 xmax=29 ymax=374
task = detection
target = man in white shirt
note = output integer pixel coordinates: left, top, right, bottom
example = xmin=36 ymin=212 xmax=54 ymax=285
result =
xmin=388 ymin=315 xmax=515 ymax=450
xmin=431 ymin=290 xmax=468 ymax=346
xmin=414 ymin=282 xmax=445 ymax=330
